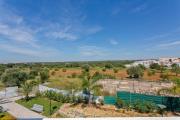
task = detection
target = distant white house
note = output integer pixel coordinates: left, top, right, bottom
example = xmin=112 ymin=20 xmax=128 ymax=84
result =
xmin=125 ymin=57 xmax=180 ymax=68
xmin=125 ymin=60 xmax=158 ymax=68
xmin=159 ymin=57 xmax=180 ymax=67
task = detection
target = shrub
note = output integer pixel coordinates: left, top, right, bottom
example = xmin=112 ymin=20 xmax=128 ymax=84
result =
xmin=51 ymin=71 xmax=56 ymax=75
xmin=67 ymin=75 xmax=71 ymax=78
xmin=105 ymin=63 xmax=113 ymax=69
xmin=160 ymin=74 xmax=169 ymax=81
xmin=40 ymin=71 xmax=49 ymax=83
xmin=35 ymin=91 xmax=42 ymax=97
xmin=127 ymin=66 xmax=144 ymax=78
xmin=71 ymin=73 xmax=77 ymax=78
xmin=133 ymin=100 xmax=157 ymax=113
xmin=115 ymin=97 xmax=124 ymax=108
xmin=92 ymin=71 xmax=103 ymax=80
xmin=113 ymin=68 xmax=118 ymax=73
xmin=29 ymin=70 xmax=38 ymax=79
xmin=147 ymin=69 xmax=156 ymax=76
xmin=102 ymin=68 xmax=106 ymax=72
xmin=62 ymin=68 xmax=66 ymax=72
xmin=81 ymin=64 xmax=90 ymax=72
xmin=150 ymin=63 xmax=161 ymax=70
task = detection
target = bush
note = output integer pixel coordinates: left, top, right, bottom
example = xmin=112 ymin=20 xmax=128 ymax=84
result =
xmin=115 ymin=97 xmax=124 ymax=108
xmin=29 ymin=70 xmax=38 ymax=79
xmin=105 ymin=63 xmax=113 ymax=69
xmin=51 ymin=71 xmax=56 ymax=75
xmin=35 ymin=91 xmax=42 ymax=97
xmin=147 ymin=69 xmax=156 ymax=76
xmin=160 ymin=74 xmax=169 ymax=81
xmin=150 ymin=63 xmax=161 ymax=70
xmin=92 ymin=72 xmax=102 ymax=80
xmin=133 ymin=100 xmax=157 ymax=113
xmin=71 ymin=73 xmax=77 ymax=78
xmin=40 ymin=71 xmax=49 ymax=83
xmin=102 ymin=68 xmax=106 ymax=72
xmin=127 ymin=66 xmax=144 ymax=78
xmin=81 ymin=64 xmax=90 ymax=72
xmin=113 ymin=68 xmax=118 ymax=73
xmin=62 ymin=68 xmax=66 ymax=72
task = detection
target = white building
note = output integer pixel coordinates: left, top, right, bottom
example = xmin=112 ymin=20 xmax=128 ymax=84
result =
xmin=159 ymin=57 xmax=180 ymax=67
xmin=125 ymin=60 xmax=158 ymax=68
xmin=125 ymin=57 xmax=180 ymax=68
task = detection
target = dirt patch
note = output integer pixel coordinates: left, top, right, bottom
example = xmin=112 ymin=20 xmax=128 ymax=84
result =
xmin=57 ymin=103 xmax=175 ymax=117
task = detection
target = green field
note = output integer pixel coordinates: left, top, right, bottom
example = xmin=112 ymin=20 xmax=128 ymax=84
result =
xmin=16 ymin=97 xmax=62 ymax=117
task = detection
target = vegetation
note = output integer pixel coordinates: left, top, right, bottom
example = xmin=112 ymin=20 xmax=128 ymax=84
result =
xmin=133 ymin=101 xmax=157 ymax=113
xmin=104 ymin=63 xmax=113 ymax=69
xmin=82 ymin=71 xmax=103 ymax=98
xmin=127 ymin=65 xmax=144 ymax=78
xmin=81 ymin=64 xmax=90 ymax=72
xmin=16 ymin=97 xmax=62 ymax=117
xmin=0 ymin=112 xmax=15 ymax=120
xmin=115 ymin=97 xmax=124 ymax=108
xmin=147 ymin=69 xmax=156 ymax=76
xmin=114 ymin=98 xmax=157 ymax=113
xmin=21 ymin=81 xmax=36 ymax=101
xmin=171 ymin=64 xmax=180 ymax=76
xmin=40 ymin=69 xmax=49 ymax=83
xmin=158 ymin=78 xmax=180 ymax=95
xmin=1 ymin=69 xmax=29 ymax=87
xmin=150 ymin=63 xmax=161 ymax=70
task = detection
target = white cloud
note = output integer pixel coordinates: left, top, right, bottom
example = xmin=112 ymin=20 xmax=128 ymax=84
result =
xmin=0 ymin=1 xmax=39 ymax=48
xmin=0 ymin=23 xmax=38 ymax=47
xmin=79 ymin=46 xmax=108 ymax=57
xmin=49 ymin=31 xmax=78 ymax=41
xmin=86 ymin=26 xmax=103 ymax=35
xmin=45 ymin=24 xmax=102 ymax=41
xmin=0 ymin=0 xmax=23 ymax=25
xmin=158 ymin=41 xmax=180 ymax=47
xmin=109 ymin=39 xmax=118 ymax=45
xmin=0 ymin=43 xmax=59 ymax=57
xmin=131 ymin=3 xmax=147 ymax=13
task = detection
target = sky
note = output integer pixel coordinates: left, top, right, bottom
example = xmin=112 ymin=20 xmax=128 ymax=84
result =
xmin=0 ymin=0 xmax=180 ymax=63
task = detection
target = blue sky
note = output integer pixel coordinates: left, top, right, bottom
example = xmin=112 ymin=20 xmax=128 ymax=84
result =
xmin=0 ymin=0 xmax=180 ymax=63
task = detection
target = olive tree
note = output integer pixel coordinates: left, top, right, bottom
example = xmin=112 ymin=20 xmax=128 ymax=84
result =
xmin=1 ymin=70 xmax=29 ymax=87
xmin=171 ymin=64 xmax=180 ymax=76
xmin=127 ymin=65 xmax=144 ymax=78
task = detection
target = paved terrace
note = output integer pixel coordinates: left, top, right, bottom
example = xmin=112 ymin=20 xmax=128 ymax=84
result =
xmin=97 ymin=79 xmax=176 ymax=96
xmin=0 ymin=96 xmax=45 ymax=120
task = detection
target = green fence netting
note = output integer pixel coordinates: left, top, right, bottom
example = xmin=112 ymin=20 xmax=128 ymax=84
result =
xmin=104 ymin=96 xmax=116 ymax=105
xmin=104 ymin=91 xmax=180 ymax=112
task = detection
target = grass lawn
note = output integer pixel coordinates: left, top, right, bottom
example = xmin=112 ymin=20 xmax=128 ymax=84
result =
xmin=16 ymin=97 xmax=62 ymax=117
xmin=0 ymin=112 xmax=16 ymax=120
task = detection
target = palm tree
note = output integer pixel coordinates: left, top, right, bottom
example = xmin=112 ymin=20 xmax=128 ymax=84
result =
xmin=44 ymin=90 xmax=55 ymax=115
xmin=21 ymin=82 xmax=33 ymax=101
xmin=82 ymin=72 xmax=102 ymax=104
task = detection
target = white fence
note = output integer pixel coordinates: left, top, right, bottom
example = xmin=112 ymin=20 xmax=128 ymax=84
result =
xmin=0 ymin=86 xmax=19 ymax=98
xmin=39 ymin=85 xmax=69 ymax=95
